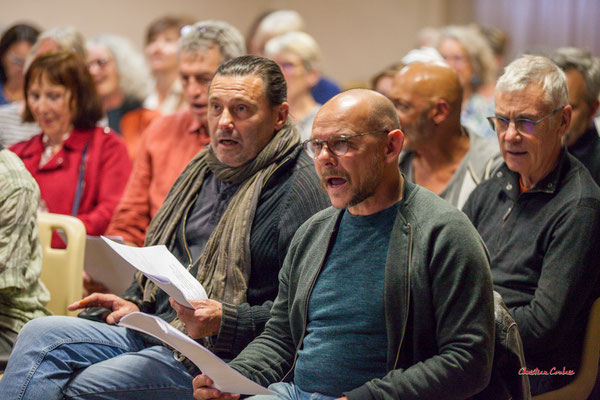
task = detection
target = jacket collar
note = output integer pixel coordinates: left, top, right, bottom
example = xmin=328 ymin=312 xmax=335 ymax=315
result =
xmin=495 ymin=147 xmax=569 ymax=200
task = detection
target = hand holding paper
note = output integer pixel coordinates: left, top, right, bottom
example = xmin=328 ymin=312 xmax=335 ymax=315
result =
xmin=118 ymin=312 xmax=274 ymax=396
xmin=170 ymin=298 xmax=223 ymax=338
xmin=100 ymin=236 xmax=207 ymax=308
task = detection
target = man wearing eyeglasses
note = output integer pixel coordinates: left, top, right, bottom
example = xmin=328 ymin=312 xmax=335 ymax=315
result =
xmin=390 ymin=61 xmax=502 ymax=209
xmin=463 ymin=54 xmax=600 ymax=395
xmin=193 ymin=88 xmax=496 ymax=400
xmin=0 ymin=55 xmax=329 ymax=399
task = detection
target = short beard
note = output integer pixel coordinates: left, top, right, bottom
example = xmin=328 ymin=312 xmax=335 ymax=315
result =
xmin=320 ymin=149 xmax=384 ymax=209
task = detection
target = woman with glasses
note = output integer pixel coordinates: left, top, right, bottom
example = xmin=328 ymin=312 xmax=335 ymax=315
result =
xmin=0 ymin=23 xmax=40 ymax=105
xmin=87 ymin=34 xmax=159 ymax=160
xmin=9 ymin=51 xmax=131 ymax=249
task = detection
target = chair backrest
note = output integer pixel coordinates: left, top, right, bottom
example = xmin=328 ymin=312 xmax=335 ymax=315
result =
xmin=533 ymin=297 xmax=600 ymax=400
xmin=37 ymin=212 xmax=85 ymax=316
xmin=473 ymin=291 xmax=531 ymax=400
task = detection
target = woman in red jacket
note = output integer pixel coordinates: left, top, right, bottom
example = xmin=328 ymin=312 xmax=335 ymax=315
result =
xmin=10 ymin=51 xmax=132 ymax=243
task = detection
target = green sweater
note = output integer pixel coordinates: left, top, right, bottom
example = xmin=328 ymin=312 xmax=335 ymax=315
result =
xmin=230 ymin=179 xmax=496 ymax=400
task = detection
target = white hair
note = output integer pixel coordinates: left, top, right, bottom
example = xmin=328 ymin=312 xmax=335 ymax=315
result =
xmin=497 ymin=54 xmax=569 ymax=109
xmin=88 ymin=34 xmax=151 ymax=102
xmin=264 ymin=31 xmax=321 ymax=71
xmin=253 ymin=10 xmax=305 ymax=52
xmin=178 ymin=20 xmax=245 ymax=62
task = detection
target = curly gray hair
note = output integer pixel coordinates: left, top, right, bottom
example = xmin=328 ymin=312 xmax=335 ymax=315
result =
xmin=87 ymin=34 xmax=151 ymax=102
xmin=178 ymin=20 xmax=245 ymax=62
xmin=497 ymin=54 xmax=568 ymax=109
xmin=548 ymin=47 xmax=600 ymax=105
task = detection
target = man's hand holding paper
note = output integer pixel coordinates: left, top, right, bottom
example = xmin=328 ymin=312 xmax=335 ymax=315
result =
xmin=169 ymin=298 xmax=223 ymax=338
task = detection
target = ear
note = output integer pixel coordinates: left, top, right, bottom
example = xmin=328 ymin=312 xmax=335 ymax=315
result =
xmin=383 ymin=129 xmax=404 ymax=163
xmin=589 ymin=100 xmax=600 ymax=123
xmin=557 ymin=104 xmax=572 ymax=138
xmin=430 ymin=99 xmax=450 ymax=125
xmin=273 ymin=102 xmax=289 ymax=131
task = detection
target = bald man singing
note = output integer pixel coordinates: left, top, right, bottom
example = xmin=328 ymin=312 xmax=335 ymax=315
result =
xmin=192 ymin=89 xmax=495 ymax=400
xmin=389 ymin=62 xmax=502 ymax=208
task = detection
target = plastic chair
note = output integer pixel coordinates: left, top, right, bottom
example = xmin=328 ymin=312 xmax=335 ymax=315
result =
xmin=533 ymin=297 xmax=600 ymax=400
xmin=37 ymin=212 xmax=85 ymax=316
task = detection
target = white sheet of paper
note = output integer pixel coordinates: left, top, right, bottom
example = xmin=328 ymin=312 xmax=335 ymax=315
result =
xmin=100 ymin=236 xmax=207 ymax=308
xmin=119 ymin=312 xmax=275 ymax=396
xmin=84 ymin=236 xmax=135 ymax=295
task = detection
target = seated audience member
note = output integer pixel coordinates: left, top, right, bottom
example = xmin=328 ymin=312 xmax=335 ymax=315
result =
xmin=370 ymin=62 xmax=404 ymax=98
xmin=0 ymin=145 xmax=50 ymax=372
xmin=0 ymin=26 xmax=87 ymax=147
xmin=87 ymin=34 xmax=159 ymax=159
xmin=437 ymin=25 xmax=497 ymax=138
xmin=264 ymin=31 xmax=322 ymax=141
xmin=250 ymin=9 xmax=341 ymax=104
xmin=548 ymin=47 xmax=600 ymax=185
xmin=390 ymin=62 xmax=501 ymax=208
xmin=463 ymin=55 xmax=600 ymax=395
xmin=143 ymin=15 xmax=195 ymax=114
xmin=193 ymin=89 xmax=495 ymax=400
xmin=9 ymin=51 xmax=131 ymax=244
xmin=0 ymin=23 xmax=40 ymax=105
xmin=105 ymin=20 xmax=245 ymax=247
xmin=0 ymin=54 xmax=328 ymax=399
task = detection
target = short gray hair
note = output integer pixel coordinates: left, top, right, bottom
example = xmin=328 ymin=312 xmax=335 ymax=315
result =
xmin=178 ymin=20 xmax=245 ymax=62
xmin=437 ymin=25 xmax=497 ymax=87
xmin=497 ymin=54 xmax=568 ymax=109
xmin=264 ymin=31 xmax=321 ymax=71
xmin=548 ymin=47 xmax=600 ymax=105
xmin=253 ymin=10 xmax=305 ymax=52
xmin=87 ymin=34 xmax=151 ymax=102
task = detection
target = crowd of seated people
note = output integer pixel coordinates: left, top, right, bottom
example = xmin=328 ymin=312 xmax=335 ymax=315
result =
xmin=0 ymin=9 xmax=598 ymax=399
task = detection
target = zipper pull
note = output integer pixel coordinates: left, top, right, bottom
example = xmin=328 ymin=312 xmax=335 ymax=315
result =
xmin=502 ymin=206 xmax=512 ymax=221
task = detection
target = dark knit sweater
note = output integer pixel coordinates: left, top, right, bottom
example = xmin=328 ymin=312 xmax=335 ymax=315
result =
xmin=463 ymin=150 xmax=600 ymax=392
xmin=123 ymin=146 xmax=329 ymax=360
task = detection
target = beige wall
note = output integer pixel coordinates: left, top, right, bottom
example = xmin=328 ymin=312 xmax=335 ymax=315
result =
xmin=2 ymin=0 xmax=473 ymax=87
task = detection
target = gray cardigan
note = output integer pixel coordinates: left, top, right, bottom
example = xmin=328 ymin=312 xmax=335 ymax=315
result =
xmin=230 ymin=179 xmax=495 ymax=399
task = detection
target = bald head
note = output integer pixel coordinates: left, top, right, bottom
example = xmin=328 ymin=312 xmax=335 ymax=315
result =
xmin=394 ymin=62 xmax=463 ymax=109
xmin=316 ymin=88 xmax=400 ymax=133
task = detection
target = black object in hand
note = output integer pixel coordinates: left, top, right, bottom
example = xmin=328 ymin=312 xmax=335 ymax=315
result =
xmin=77 ymin=306 xmax=112 ymax=322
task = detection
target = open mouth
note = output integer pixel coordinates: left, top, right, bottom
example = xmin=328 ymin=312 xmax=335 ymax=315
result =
xmin=219 ymin=138 xmax=238 ymax=147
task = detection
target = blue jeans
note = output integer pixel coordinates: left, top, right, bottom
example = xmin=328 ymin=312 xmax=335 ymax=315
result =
xmin=247 ymin=382 xmax=337 ymax=400
xmin=0 ymin=316 xmax=195 ymax=399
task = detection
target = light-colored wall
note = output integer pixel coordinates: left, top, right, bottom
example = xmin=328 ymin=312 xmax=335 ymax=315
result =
xmin=2 ymin=0 xmax=473 ymax=88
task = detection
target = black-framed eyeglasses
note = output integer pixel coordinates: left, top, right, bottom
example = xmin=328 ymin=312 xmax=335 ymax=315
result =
xmin=302 ymin=130 xmax=388 ymax=159
xmin=486 ymin=107 xmax=563 ymax=136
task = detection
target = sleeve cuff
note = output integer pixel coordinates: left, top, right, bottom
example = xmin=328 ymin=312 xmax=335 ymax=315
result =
xmin=213 ymin=302 xmax=239 ymax=354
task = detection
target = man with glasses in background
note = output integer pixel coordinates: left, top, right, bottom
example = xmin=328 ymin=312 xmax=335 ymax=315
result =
xmin=193 ymin=89 xmax=496 ymax=400
xmin=463 ymin=54 xmax=600 ymax=395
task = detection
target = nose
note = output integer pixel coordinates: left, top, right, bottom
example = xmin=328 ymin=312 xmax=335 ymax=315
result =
xmin=186 ymin=77 xmax=206 ymax=100
xmin=218 ymin=107 xmax=234 ymax=131
xmin=504 ymin=120 xmax=521 ymax=142
xmin=314 ymin=143 xmax=337 ymax=166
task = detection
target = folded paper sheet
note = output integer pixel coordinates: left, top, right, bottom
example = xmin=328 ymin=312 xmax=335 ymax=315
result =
xmin=119 ymin=312 xmax=275 ymax=396
xmin=101 ymin=236 xmax=207 ymax=308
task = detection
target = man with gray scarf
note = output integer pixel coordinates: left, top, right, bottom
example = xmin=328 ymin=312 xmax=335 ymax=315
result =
xmin=0 ymin=55 xmax=328 ymax=399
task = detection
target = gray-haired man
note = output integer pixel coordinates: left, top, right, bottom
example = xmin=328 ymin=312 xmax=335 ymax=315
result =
xmin=463 ymin=54 xmax=600 ymax=395
xmin=0 ymin=53 xmax=329 ymax=398
xmin=106 ymin=20 xmax=247 ymax=247
xmin=548 ymin=47 xmax=600 ymax=185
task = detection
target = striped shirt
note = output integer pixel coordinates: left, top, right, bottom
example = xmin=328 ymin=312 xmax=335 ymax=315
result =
xmin=0 ymin=102 xmax=40 ymax=147
xmin=0 ymin=148 xmax=50 ymax=333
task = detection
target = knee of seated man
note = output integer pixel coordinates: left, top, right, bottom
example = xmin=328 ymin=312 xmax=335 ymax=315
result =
xmin=17 ymin=316 xmax=82 ymax=344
